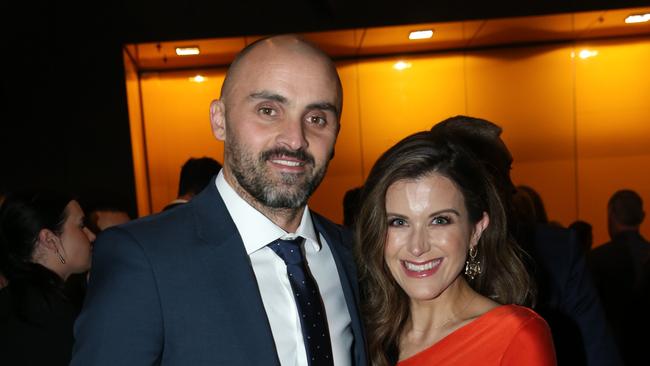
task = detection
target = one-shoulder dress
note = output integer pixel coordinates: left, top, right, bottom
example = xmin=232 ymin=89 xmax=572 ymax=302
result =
xmin=398 ymin=304 xmax=556 ymax=366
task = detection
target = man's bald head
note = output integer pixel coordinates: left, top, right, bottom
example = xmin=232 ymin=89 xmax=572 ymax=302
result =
xmin=220 ymin=34 xmax=343 ymax=114
xmin=208 ymin=34 xmax=343 ymax=229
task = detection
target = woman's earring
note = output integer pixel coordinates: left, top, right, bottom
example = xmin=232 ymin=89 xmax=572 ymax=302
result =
xmin=464 ymin=245 xmax=481 ymax=280
xmin=57 ymin=251 xmax=66 ymax=264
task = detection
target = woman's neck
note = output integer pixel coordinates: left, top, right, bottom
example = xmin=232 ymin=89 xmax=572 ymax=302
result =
xmin=399 ymin=278 xmax=497 ymax=361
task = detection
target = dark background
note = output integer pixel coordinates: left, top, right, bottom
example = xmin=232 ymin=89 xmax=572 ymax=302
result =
xmin=2 ymin=0 xmax=648 ymax=216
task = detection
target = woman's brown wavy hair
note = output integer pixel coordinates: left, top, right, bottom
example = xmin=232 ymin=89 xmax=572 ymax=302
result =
xmin=354 ymin=131 xmax=534 ymax=366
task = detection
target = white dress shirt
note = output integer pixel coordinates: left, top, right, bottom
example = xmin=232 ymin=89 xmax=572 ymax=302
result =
xmin=216 ymin=171 xmax=353 ymax=366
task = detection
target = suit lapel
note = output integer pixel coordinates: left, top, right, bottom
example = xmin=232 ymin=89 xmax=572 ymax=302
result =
xmin=190 ymin=180 xmax=280 ymax=365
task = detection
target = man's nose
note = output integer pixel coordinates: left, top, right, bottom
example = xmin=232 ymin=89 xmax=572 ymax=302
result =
xmin=277 ymin=117 xmax=308 ymax=151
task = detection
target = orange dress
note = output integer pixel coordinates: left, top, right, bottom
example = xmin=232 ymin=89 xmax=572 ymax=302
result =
xmin=398 ymin=305 xmax=556 ymax=366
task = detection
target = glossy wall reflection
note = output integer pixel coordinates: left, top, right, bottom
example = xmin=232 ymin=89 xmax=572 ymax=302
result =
xmin=126 ymin=36 xmax=650 ymax=247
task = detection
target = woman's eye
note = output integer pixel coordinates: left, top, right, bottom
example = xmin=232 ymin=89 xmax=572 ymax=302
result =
xmin=388 ymin=218 xmax=407 ymax=227
xmin=432 ymin=216 xmax=450 ymax=225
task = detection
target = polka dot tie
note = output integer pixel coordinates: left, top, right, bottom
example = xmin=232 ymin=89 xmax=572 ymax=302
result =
xmin=270 ymin=238 xmax=334 ymax=366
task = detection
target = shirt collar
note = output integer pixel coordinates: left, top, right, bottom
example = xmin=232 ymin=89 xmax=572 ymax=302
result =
xmin=215 ymin=170 xmax=320 ymax=255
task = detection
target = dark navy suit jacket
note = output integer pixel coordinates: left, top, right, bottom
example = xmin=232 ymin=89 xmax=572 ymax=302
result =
xmin=588 ymin=231 xmax=650 ymax=366
xmin=532 ymin=224 xmax=622 ymax=366
xmin=71 ymin=179 xmax=367 ymax=365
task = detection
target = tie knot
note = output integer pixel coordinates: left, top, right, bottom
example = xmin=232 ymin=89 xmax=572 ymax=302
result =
xmin=270 ymin=237 xmax=305 ymax=265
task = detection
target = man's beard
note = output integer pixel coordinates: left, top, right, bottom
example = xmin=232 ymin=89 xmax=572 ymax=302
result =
xmin=225 ymin=137 xmax=329 ymax=209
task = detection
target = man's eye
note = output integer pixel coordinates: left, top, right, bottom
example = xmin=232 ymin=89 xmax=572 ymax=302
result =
xmin=307 ymin=115 xmax=326 ymax=126
xmin=259 ymin=107 xmax=276 ymax=116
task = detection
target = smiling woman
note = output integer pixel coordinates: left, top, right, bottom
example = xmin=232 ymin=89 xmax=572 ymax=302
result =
xmin=355 ymin=131 xmax=556 ymax=366
xmin=383 ymin=173 xmax=489 ymax=303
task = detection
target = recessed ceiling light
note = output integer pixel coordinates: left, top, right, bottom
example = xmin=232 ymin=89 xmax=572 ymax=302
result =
xmin=393 ymin=61 xmax=412 ymax=70
xmin=625 ymin=13 xmax=650 ymax=24
xmin=578 ymin=49 xmax=598 ymax=59
xmin=175 ymin=46 xmax=200 ymax=56
xmin=189 ymin=75 xmax=206 ymax=83
xmin=409 ymin=30 xmax=434 ymax=40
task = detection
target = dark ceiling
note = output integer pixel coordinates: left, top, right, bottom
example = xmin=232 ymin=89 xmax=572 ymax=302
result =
xmin=5 ymin=1 xmax=650 ymax=44
xmin=124 ymin=0 xmax=649 ymax=41
xmin=111 ymin=0 xmax=650 ymax=42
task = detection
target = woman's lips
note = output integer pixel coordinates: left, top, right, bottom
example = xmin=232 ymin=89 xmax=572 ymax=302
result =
xmin=401 ymin=258 xmax=442 ymax=278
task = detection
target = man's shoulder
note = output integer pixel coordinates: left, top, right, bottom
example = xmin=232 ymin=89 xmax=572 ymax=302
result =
xmin=535 ymin=224 xmax=574 ymax=248
xmin=587 ymin=241 xmax=625 ymax=271
xmin=122 ymin=203 xmax=195 ymax=236
xmin=589 ymin=241 xmax=613 ymax=257
xmin=625 ymin=232 xmax=650 ymax=249
xmin=533 ymin=224 xmax=579 ymax=272
xmin=161 ymin=201 xmax=186 ymax=212
xmin=589 ymin=241 xmax=620 ymax=257
xmin=95 ymin=203 xmax=202 ymax=256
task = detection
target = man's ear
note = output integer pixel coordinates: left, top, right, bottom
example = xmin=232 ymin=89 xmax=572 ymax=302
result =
xmin=209 ymin=99 xmax=226 ymax=141
xmin=470 ymin=212 xmax=490 ymax=248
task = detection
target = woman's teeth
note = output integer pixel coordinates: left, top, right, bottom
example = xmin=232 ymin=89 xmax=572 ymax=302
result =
xmin=404 ymin=258 xmax=441 ymax=272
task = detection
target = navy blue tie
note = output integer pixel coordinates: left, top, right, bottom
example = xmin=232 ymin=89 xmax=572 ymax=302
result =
xmin=269 ymin=238 xmax=334 ymax=366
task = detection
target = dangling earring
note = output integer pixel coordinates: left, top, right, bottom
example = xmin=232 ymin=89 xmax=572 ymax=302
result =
xmin=56 ymin=251 xmax=66 ymax=264
xmin=464 ymin=245 xmax=481 ymax=280
xmin=49 ymin=237 xmax=66 ymax=264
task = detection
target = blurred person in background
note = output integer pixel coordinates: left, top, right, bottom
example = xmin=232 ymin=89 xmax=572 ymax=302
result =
xmin=87 ymin=204 xmax=131 ymax=234
xmin=65 ymin=199 xmax=132 ymax=309
xmin=342 ymin=186 xmax=362 ymax=229
xmin=0 ymin=191 xmax=95 ymax=365
xmin=569 ymin=220 xmax=593 ymax=255
xmin=588 ymin=189 xmax=650 ymax=366
xmin=163 ymin=157 xmax=222 ymax=211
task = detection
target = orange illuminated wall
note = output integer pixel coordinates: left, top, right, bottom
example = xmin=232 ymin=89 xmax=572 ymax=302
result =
xmin=123 ymin=50 xmax=151 ymax=218
xmin=127 ymin=36 xmax=650 ymax=246
xmin=574 ymin=38 xmax=650 ymax=247
xmin=138 ymin=70 xmax=226 ymax=212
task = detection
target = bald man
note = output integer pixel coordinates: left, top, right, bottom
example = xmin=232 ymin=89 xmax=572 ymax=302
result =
xmin=71 ymin=35 xmax=367 ymax=366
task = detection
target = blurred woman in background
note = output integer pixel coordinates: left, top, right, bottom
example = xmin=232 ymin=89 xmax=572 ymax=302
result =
xmin=0 ymin=191 xmax=95 ymax=365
